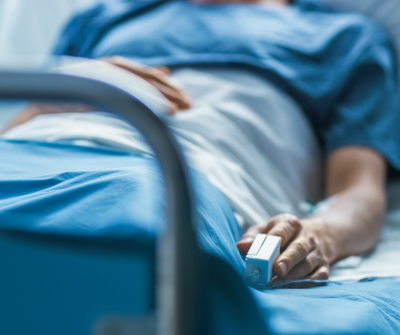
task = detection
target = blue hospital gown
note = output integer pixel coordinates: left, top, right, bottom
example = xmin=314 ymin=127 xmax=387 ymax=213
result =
xmin=54 ymin=0 xmax=400 ymax=171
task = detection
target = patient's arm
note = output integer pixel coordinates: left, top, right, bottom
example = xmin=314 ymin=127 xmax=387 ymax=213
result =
xmin=237 ymin=146 xmax=386 ymax=280
xmin=1 ymin=58 xmax=191 ymax=134
xmin=102 ymin=56 xmax=191 ymax=114
xmin=0 ymin=103 xmax=92 ymax=134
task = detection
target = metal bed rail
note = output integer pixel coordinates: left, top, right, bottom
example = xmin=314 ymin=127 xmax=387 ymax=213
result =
xmin=0 ymin=71 xmax=200 ymax=335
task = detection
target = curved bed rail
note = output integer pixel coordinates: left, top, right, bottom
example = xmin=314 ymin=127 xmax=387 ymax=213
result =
xmin=0 ymin=72 xmax=199 ymax=335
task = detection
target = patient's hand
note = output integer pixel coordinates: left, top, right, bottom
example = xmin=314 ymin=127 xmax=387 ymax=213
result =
xmin=237 ymin=214 xmax=331 ymax=281
xmin=102 ymin=56 xmax=191 ymax=115
xmin=237 ymin=147 xmax=387 ymax=282
xmin=1 ymin=102 xmax=92 ymax=135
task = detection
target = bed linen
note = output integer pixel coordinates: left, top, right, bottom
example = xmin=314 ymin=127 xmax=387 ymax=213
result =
xmin=0 ymin=139 xmax=244 ymax=268
xmin=1 ymin=139 xmax=400 ymax=334
xmin=4 ymin=63 xmax=400 ymax=281
xmin=2 ymin=66 xmax=322 ymax=227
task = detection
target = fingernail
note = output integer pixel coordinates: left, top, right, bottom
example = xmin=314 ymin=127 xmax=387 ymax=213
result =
xmin=279 ymin=262 xmax=287 ymax=276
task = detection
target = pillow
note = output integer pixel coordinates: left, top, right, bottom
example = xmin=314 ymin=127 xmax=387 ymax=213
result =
xmin=319 ymin=0 xmax=400 ymax=85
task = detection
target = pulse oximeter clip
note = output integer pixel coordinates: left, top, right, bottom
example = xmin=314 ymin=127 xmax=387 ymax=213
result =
xmin=245 ymin=234 xmax=282 ymax=285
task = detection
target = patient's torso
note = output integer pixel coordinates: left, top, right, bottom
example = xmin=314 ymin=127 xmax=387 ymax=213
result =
xmin=4 ymin=66 xmax=400 ymax=281
xmin=80 ymin=0 xmax=400 ymax=174
xmin=2 ymin=67 xmax=322 ymax=226
xmin=168 ymin=68 xmax=322 ymax=225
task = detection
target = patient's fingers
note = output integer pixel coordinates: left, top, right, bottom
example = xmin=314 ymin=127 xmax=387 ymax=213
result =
xmin=307 ymin=265 xmax=330 ymax=280
xmin=236 ymin=224 xmax=263 ymax=254
xmin=157 ymin=66 xmax=170 ymax=75
xmin=236 ymin=218 xmax=277 ymax=253
xmin=267 ymin=214 xmax=302 ymax=246
xmin=102 ymin=56 xmax=191 ymax=113
xmin=121 ymin=65 xmax=191 ymax=111
xmin=273 ymin=235 xmax=316 ymax=277
xmin=140 ymin=73 xmax=192 ymax=111
xmin=236 ymin=214 xmax=300 ymax=254
xmin=150 ymin=80 xmax=191 ymax=110
xmin=237 ymin=213 xmax=332 ymax=281
xmin=276 ymin=247 xmax=325 ymax=280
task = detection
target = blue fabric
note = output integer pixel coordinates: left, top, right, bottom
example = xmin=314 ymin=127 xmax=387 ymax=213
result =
xmin=254 ymin=279 xmax=400 ymax=334
xmin=1 ymin=139 xmax=400 ymax=334
xmin=54 ymin=0 xmax=400 ymax=172
xmin=0 ymin=139 xmax=244 ymax=273
xmin=0 ymin=139 xmax=266 ymax=335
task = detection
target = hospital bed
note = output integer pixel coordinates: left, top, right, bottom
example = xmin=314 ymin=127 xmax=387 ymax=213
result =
xmin=1 ymin=57 xmax=400 ymax=335
xmin=1 ymin=1 xmax=400 ymax=334
xmin=0 ymin=57 xmax=271 ymax=335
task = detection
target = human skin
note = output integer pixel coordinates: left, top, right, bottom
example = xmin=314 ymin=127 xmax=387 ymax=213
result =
xmin=102 ymin=57 xmax=192 ymax=114
xmin=0 ymin=57 xmax=192 ymax=134
xmin=237 ymin=147 xmax=386 ymax=280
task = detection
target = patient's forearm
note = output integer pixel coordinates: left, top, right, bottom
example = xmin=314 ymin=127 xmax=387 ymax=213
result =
xmin=307 ymin=146 xmax=386 ymax=263
xmin=0 ymin=103 xmax=92 ymax=135
xmin=304 ymin=183 xmax=386 ymax=263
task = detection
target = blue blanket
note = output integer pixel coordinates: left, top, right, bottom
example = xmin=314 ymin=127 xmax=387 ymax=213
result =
xmin=0 ymin=139 xmax=244 ymax=270
xmin=1 ymin=139 xmax=399 ymax=334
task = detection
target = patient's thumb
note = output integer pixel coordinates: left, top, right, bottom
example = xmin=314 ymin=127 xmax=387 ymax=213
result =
xmin=236 ymin=236 xmax=254 ymax=255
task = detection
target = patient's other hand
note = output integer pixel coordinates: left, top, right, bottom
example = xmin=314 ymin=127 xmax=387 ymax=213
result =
xmin=1 ymin=103 xmax=92 ymax=135
xmin=102 ymin=56 xmax=191 ymax=115
xmin=237 ymin=214 xmax=331 ymax=281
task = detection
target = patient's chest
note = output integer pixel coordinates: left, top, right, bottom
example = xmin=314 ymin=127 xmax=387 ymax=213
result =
xmin=92 ymin=1 xmax=379 ymax=125
xmin=93 ymin=2 xmax=334 ymax=62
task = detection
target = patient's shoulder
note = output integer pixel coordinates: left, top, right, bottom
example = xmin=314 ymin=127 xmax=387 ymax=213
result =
xmin=342 ymin=12 xmax=392 ymax=45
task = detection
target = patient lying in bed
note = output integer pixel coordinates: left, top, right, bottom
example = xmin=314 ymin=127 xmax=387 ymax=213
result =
xmin=2 ymin=0 xmax=400 ymax=283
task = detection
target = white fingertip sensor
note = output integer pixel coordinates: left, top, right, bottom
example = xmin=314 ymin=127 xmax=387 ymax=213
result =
xmin=245 ymin=234 xmax=282 ymax=285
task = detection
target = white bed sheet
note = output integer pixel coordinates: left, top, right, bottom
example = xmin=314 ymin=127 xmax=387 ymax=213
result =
xmin=330 ymin=182 xmax=400 ymax=281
